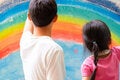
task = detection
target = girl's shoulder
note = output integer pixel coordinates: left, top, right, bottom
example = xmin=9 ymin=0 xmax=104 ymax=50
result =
xmin=111 ymin=46 xmax=120 ymax=54
xmin=82 ymin=55 xmax=94 ymax=67
xmin=81 ymin=55 xmax=96 ymax=76
xmin=111 ymin=46 xmax=120 ymax=61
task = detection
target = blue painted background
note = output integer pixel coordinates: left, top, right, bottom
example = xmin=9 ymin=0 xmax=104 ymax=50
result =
xmin=0 ymin=0 xmax=120 ymax=80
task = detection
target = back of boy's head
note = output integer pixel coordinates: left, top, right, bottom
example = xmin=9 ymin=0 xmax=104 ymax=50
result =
xmin=29 ymin=0 xmax=57 ymax=27
xmin=83 ymin=20 xmax=111 ymax=52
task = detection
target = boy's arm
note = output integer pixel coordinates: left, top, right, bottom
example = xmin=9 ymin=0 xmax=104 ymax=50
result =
xmin=23 ymin=17 xmax=33 ymax=33
xmin=46 ymin=48 xmax=66 ymax=80
xmin=20 ymin=17 xmax=33 ymax=47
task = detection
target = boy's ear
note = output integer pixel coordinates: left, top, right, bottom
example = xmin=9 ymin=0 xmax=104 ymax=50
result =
xmin=27 ymin=12 xmax=32 ymax=21
xmin=53 ymin=15 xmax=58 ymax=22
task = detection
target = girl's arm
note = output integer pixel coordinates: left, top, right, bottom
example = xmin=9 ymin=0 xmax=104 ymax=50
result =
xmin=82 ymin=77 xmax=90 ymax=80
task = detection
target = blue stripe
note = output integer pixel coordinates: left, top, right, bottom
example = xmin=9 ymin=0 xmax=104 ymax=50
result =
xmin=56 ymin=0 xmax=120 ymax=22
xmin=87 ymin=0 xmax=120 ymax=14
xmin=0 ymin=0 xmax=120 ymax=22
xmin=0 ymin=2 xmax=29 ymax=22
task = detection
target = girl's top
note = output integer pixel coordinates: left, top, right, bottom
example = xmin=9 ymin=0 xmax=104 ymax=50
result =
xmin=81 ymin=47 xmax=120 ymax=80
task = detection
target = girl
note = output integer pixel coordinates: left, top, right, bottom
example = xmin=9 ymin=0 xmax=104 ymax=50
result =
xmin=81 ymin=20 xmax=120 ymax=80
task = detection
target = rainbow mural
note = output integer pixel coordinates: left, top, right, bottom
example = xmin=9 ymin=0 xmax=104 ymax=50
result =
xmin=0 ymin=0 xmax=120 ymax=80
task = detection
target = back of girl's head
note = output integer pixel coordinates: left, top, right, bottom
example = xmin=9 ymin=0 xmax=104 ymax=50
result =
xmin=29 ymin=0 xmax=57 ymax=27
xmin=83 ymin=20 xmax=111 ymax=52
xmin=83 ymin=20 xmax=111 ymax=80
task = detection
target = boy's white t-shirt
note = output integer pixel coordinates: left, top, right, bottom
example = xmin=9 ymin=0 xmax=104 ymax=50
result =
xmin=20 ymin=31 xmax=66 ymax=80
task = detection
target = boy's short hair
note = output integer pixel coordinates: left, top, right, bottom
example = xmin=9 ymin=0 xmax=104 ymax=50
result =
xmin=29 ymin=0 xmax=57 ymax=27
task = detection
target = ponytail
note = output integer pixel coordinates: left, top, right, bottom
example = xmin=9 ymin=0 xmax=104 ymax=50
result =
xmin=83 ymin=20 xmax=111 ymax=80
xmin=90 ymin=41 xmax=99 ymax=80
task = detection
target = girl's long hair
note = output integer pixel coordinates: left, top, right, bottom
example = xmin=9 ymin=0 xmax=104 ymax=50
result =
xmin=83 ymin=20 xmax=111 ymax=80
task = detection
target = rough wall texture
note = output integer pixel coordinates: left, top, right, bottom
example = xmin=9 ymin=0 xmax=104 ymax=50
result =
xmin=0 ymin=0 xmax=120 ymax=80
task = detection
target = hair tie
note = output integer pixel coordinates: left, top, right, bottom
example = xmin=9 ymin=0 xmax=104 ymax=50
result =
xmin=92 ymin=41 xmax=98 ymax=53
xmin=93 ymin=41 xmax=96 ymax=44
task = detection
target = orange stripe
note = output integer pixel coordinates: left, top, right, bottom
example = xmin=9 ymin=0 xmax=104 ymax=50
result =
xmin=0 ymin=21 xmax=118 ymax=58
xmin=52 ymin=21 xmax=83 ymax=43
xmin=0 ymin=32 xmax=22 ymax=59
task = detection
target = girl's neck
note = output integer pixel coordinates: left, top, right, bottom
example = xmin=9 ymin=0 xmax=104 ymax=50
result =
xmin=98 ymin=49 xmax=110 ymax=58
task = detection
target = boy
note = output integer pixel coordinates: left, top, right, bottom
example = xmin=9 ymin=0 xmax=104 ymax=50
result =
xmin=20 ymin=0 xmax=66 ymax=80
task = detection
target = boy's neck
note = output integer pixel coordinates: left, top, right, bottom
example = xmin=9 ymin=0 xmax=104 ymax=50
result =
xmin=33 ymin=25 xmax=52 ymax=37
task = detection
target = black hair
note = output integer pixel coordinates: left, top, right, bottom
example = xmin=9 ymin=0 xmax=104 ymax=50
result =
xmin=29 ymin=0 xmax=57 ymax=27
xmin=83 ymin=20 xmax=111 ymax=80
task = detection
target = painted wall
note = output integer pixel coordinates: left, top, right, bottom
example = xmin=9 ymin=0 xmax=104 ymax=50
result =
xmin=0 ymin=0 xmax=120 ymax=80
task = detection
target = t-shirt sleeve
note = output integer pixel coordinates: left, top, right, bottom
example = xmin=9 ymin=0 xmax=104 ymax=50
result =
xmin=46 ymin=47 xmax=66 ymax=80
xmin=20 ymin=31 xmax=32 ymax=47
xmin=112 ymin=46 xmax=120 ymax=61
xmin=81 ymin=57 xmax=94 ymax=77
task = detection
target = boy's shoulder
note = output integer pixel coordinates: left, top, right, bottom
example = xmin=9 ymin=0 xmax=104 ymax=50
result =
xmin=37 ymin=37 xmax=63 ymax=52
xmin=50 ymin=41 xmax=63 ymax=52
